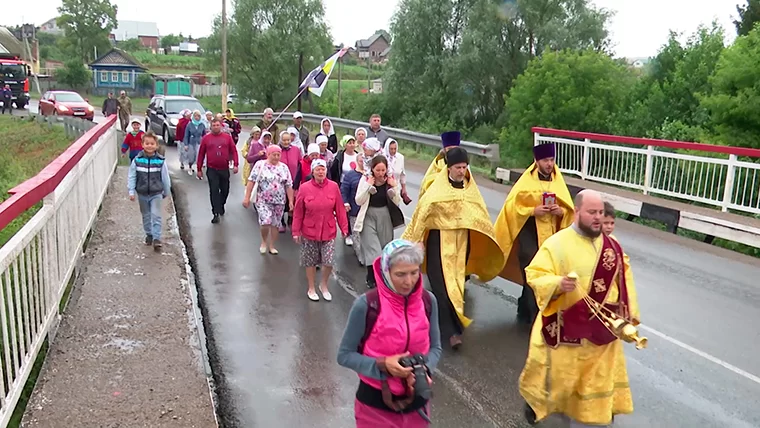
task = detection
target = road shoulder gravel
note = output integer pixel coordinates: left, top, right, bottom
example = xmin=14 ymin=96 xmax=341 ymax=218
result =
xmin=21 ymin=167 xmax=217 ymax=427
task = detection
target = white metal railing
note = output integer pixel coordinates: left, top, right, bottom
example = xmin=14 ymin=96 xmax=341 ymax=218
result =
xmin=535 ymin=130 xmax=760 ymax=215
xmin=0 ymin=118 xmax=118 ymax=425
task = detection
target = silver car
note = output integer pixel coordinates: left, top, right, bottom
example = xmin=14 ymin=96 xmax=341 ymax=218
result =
xmin=144 ymin=95 xmax=205 ymax=145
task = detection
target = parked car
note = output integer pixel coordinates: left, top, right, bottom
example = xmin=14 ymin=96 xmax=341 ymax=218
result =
xmin=144 ymin=95 xmax=205 ymax=145
xmin=39 ymin=91 xmax=95 ymax=121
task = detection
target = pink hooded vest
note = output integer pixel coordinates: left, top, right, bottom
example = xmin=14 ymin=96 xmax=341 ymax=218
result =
xmin=359 ymin=257 xmax=431 ymax=396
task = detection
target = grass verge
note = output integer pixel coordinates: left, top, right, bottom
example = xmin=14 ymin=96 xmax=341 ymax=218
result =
xmin=0 ymin=115 xmax=76 ymax=247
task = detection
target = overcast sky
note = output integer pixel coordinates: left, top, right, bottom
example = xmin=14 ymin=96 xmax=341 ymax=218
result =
xmin=2 ymin=0 xmax=740 ymax=58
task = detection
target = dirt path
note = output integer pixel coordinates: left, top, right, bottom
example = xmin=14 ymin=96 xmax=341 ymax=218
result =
xmin=22 ymin=167 xmax=217 ymax=427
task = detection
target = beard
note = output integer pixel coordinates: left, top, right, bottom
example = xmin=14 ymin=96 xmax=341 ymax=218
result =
xmin=578 ymin=220 xmax=602 ymax=238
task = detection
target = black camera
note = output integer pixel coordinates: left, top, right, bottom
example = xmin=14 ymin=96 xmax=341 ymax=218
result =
xmin=399 ymin=354 xmax=431 ymax=400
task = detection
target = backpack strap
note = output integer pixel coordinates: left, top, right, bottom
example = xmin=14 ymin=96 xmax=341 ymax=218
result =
xmin=358 ymin=289 xmax=380 ymax=353
xmin=422 ymin=290 xmax=432 ymax=320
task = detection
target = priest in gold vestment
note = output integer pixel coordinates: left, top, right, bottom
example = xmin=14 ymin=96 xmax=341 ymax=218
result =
xmin=520 ymin=190 xmax=640 ymax=427
xmin=494 ymin=142 xmax=574 ymax=326
xmin=402 ymin=144 xmax=505 ymax=350
xmin=417 ymin=131 xmax=462 ymax=199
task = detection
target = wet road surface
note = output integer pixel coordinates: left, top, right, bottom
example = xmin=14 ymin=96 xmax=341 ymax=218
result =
xmin=167 ymin=131 xmax=760 ymax=427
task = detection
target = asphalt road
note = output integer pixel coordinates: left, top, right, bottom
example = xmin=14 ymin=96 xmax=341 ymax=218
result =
xmin=164 ymin=126 xmax=760 ymax=428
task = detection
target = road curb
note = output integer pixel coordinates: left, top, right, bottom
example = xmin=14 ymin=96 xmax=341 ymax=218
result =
xmin=166 ymin=187 xmax=221 ymax=428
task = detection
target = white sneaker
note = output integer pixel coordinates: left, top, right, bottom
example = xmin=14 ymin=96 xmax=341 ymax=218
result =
xmin=345 ymin=236 xmax=353 ymax=246
xmin=187 ymin=169 xmax=193 ymax=176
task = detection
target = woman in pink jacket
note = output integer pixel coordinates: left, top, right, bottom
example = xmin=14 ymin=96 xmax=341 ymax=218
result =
xmin=291 ymin=159 xmax=349 ymax=302
xmin=337 ymin=239 xmax=442 ymax=427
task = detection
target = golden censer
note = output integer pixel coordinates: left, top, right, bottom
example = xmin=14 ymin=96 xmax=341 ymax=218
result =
xmin=567 ymin=272 xmax=647 ymax=350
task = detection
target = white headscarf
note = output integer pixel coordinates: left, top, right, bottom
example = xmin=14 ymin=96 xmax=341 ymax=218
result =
xmin=320 ymin=118 xmax=335 ymax=137
xmin=384 ymin=138 xmax=398 ymax=164
xmin=285 ymin=126 xmax=305 ymax=156
xmin=260 ymin=131 xmax=272 ymax=146
xmin=307 ymin=143 xmax=320 ymax=156
xmin=355 ymin=127 xmax=367 ymax=139
xmin=363 ymin=137 xmax=382 ymax=152
xmin=316 ymin=135 xmax=329 ymax=145
xmin=311 ymin=158 xmax=327 ymax=172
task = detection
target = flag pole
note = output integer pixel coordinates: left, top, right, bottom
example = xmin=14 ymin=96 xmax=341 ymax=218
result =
xmin=266 ymin=84 xmax=310 ymax=131
xmin=267 ymin=47 xmax=347 ymax=131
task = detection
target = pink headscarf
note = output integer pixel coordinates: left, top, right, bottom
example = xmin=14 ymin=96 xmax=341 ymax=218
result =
xmin=266 ymin=144 xmax=282 ymax=156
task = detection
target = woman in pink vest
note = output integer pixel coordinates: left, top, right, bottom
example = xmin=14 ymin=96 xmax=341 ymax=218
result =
xmin=337 ymin=239 xmax=443 ymax=427
xmin=291 ymin=159 xmax=350 ymax=302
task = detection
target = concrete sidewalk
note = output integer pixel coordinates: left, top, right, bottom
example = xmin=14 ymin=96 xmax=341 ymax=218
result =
xmin=22 ymin=168 xmax=217 ymax=427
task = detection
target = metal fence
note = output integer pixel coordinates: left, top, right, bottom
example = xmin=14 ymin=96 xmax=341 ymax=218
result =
xmin=234 ymin=112 xmax=501 ymax=166
xmin=534 ymin=128 xmax=760 ymax=215
xmin=0 ymin=117 xmax=119 ymax=425
xmin=32 ymin=114 xmax=97 ymax=139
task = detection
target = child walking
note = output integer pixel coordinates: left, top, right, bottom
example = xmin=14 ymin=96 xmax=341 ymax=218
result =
xmin=602 ymin=201 xmax=617 ymax=237
xmin=121 ymin=119 xmax=145 ymax=161
xmin=127 ymin=132 xmax=171 ymax=250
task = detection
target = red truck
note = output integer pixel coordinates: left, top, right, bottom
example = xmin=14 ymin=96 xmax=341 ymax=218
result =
xmin=0 ymin=55 xmax=31 ymax=109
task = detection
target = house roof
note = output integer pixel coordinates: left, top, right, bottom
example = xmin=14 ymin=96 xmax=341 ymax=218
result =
xmin=355 ymin=31 xmax=390 ymax=49
xmin=110 ymin=21 xmax=160 ymax=41
xmin=89 ymin=48 xmax=147 ymax=70
xmin=379 ymin=47 xmax=391 ymax=57
xmin=0 ymin=27 xmax=23 ymax=56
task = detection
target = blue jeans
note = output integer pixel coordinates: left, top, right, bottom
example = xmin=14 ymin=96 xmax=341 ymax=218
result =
xmin=138 ymin=194 xmax=163 ymax=240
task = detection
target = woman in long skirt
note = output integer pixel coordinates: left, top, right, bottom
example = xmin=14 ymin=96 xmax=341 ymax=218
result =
xmin=181 ymin=110 xmax=205 ymax=176
xmin=353 ymin=156 xmax=403 ymax=287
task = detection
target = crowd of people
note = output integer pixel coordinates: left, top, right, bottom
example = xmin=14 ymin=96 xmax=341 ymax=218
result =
xmin=122 ymin=106 xmax=642 ymax=428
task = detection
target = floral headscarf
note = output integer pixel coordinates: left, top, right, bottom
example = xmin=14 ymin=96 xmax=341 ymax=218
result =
xmin=380 ymin=239 xmax=418 ymax=293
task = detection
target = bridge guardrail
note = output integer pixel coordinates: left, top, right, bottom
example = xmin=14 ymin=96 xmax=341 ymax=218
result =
xmin=0 ymin=115 xmax=118 ymax=425
xmin=532 ymin=127 xmax=760 ymax=215
xmin=235 ymin=112 xmax=501 ymax=166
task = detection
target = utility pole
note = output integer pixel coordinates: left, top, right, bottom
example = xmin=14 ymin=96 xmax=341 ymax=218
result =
xmin=221 ymin=0 xmax=228 ymax=112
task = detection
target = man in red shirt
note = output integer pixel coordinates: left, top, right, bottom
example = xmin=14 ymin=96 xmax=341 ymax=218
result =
xmin=197 ymin=119 xmax=239 ymax=223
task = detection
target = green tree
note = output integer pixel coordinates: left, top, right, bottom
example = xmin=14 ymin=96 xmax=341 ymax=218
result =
xmin=57 ymin=0 xmax=117 ymax=62
xmin=501 ymin=49 xmax=634 ymax=165
xmin=384 ymin=0 xmax=470 ymax=126
xmin=118 ymin=38 xmax=146 ymax=52
xmin=618 ymin=24 xmax=725 ymax=139
xmin=160 ymin=34 xmax=182 ymax=50
xmin=734 ymin=0 xmax=760 ymax=36
xmin=205 ymin=0 xmax=332 ymax=107
xmin=385 ymin=0 xmax=611 ymax=129
xmin=55 ymin=59 xmax=92 ymax=89
xmin=701 ymin=25 xmax=760 ymax=150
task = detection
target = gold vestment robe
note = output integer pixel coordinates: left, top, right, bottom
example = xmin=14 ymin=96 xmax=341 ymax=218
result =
xmin=519 ymin=227 xmax=640 ymax=425
xmin=418 ymin=152 xmax=446 ymax=199
xmin=402 ymin=168 xmax=505 ymax=327
xmin=494 ymin=164 xmax=574 ymax=283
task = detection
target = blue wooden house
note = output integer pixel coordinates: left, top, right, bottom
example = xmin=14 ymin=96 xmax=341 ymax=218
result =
xmin=88 ymin=48 xmax=147 ymax=95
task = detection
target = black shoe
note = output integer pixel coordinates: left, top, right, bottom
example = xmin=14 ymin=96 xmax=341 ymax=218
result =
xmin=524 ymin=403 xmax=537 ymax=425
xmin=211 ymin=215 xmax=220 ymax=224
xmin=153 ymin=239 xmax=162 ymax=251
xmin=144 ymin=235 xmax=153 ymax=246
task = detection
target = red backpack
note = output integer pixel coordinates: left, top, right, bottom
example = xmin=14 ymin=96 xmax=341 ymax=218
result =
xmin=358 ymin=288 xmax=433 ymax=353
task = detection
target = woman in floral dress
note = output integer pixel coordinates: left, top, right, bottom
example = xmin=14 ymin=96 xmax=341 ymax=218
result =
xmin=242 ymin=145 xmax=294 ymax=254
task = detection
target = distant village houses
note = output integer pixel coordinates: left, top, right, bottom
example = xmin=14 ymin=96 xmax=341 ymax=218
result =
xmin=109 ymin=21 xmax=160 ymax=53
xmin=354 ymin=30 xmax=391 ymax=64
